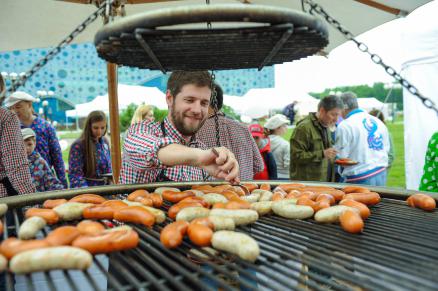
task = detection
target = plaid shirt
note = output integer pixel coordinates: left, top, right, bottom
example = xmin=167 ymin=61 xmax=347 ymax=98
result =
xmin=22 ymin=116 xmax=67 ymax=188
xmin=0 ymin=108 xmax=35 ymax=197
xmin=196 ymin=113 xmax=264 ymax=180
xmin=120 ymin=117 xmax=207 ymax=184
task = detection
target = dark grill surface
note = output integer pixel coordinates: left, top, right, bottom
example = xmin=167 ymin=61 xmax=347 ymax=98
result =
xmin=2 ymin=195 xmax=438 ymax=290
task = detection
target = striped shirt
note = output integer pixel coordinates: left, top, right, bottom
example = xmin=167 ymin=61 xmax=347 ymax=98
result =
xmin=0 ymin=108 xmax=35 ymax=197
xmin=120 ymin=117 xmax=207 ymax=184
xmin=196 ymin=113 xmax=264 ymax=180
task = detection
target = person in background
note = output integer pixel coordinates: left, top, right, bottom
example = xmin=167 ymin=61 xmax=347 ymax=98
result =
xmin=21 ymin=128 xmax=64 ymax=192
xmin=196 ymin=83 xmax=263 ymax=181
xmin=282 ymin=100 xmax=298 ymax=125
xmin=264 ymin=114 xmax=290 ymax=180
xmin=419 ymin=131 xmax=438 ymax=192
xmin=250 ymin=124 xmax=277 ymax=180
xmin=131 ymin=104 xmax=155 ymax=125
xmin=0 ymin=75 xmax=35 ymax=197
xmin=4 ymin=91 xmax=67 ymax=188
xmin=290 ymin=95 xmax=343 ymax=182
xmin=335 ymin=92 xmax=390 ymax=186
xmin=369 ymin=109 xmax=395 ymax=170
xmin=68 ymin=110 xmax=112 ymax=188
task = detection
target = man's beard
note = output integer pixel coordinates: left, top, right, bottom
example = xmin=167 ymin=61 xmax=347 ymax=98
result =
xmin=171 ymin=102 xmax=205 ymax=136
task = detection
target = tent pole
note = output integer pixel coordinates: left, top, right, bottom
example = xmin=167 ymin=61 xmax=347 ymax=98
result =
xmin=107 ymin=62 xmax=121 ymax=184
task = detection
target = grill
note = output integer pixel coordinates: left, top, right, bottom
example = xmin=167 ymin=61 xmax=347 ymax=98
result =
xmin=1 ymin=182 xmax=438 ymax=291
xmin=94 ymin=4 xmax=328 ymax=71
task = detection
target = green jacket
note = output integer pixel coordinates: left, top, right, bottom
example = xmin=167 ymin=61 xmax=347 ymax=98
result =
xmin=289 ymin=113 xmax=334 ymax=182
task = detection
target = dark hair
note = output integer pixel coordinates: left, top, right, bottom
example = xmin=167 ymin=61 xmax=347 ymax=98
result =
xmin=167 ymin=71 xmax=212 ymax=97
xmin=369 ymin=109 xmax=385 ymax=124
xmin=340 ymin=91 xmax=358 ymax=110
xmin=80 ymin=110 xmax=107 ymax=178
xmin=0 ymin=74 xmax=5 ymax=105
xmin=318 ymin=95 xmax=344 ymax=111
xmin=212 ymin=83 xmax=224 ymax=110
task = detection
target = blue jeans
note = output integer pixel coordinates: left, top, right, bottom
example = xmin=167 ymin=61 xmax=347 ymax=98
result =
xmin=349 ymin=169 xmax=387 ymax=186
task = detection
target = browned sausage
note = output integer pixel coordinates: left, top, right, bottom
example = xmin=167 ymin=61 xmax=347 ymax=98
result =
xmin=69 ymin=194 xmax=106 ymax=204
xmin=127 ymin=189 xmax=149 ymax=201
xmin=340 ymin=210 xmax=364 ymax=234
xmin=45 ymin=226 xmax=81 ymax=246
xmin=135 ymin=197 xmax=154 ymax=207
xmin=113 ymin=206 xmax=155 ymax=227
xmin=25 ymin=208 xmax=59 ymax=225
xmin=101 ymin=200 xmax=128 ymax=210
xmin=187 ymin=224 xmax=213 ymax=247
xmin=339 ymin=199 xmax=371 ymax=219
xmin=344 ymin=192 xmax=381 ymax=206
xmin=149 ymin=193 xmax=163 ymax=208
xmin=242 ymin=183 xmax=258 ymax=192
xmin=406 ymin=194 xmax=436 ymax=211
xmin=342 ymin=186 xmax=371 ymax=194
xmin=83 ymin=205 xmax=115 ymax=220
xmin=77 ymin=220 xmax=105 ymax=236
xmin=0 ymin=237 xmax=50 ymax=259
xmin=224 ymin=200 xmax=251 ymax=210
xmin=179 ymin=196 xmax=210 ymax=208
xmin=72 ymin=229 xmax=139 ymax=254
xmin=259 ymin=184 xmax=271 ymax=191
xmin=160 ymin=221 xmax=189 ymax=249
xmin=168 ymin=202 xmax=203 ymax=220
xmin=43 ymin=199 xmax=68 ymax=209
xmin=162 ymin=190 xmax=195 ymax=203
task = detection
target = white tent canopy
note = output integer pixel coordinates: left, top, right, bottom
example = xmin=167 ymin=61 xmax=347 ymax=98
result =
xmin=357 ymin=97 xmax=391 ymax=120
xmin=66 ymin=84 xmax=166 ymax=118
xmin=224 ymin=88 xmax=319 ymax=119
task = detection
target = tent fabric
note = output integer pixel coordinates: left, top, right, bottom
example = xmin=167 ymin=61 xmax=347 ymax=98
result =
xmin=66 ymin=84 xmax=166 ymax=118
xmin=401 ymin=0 xmax=438 ymax=190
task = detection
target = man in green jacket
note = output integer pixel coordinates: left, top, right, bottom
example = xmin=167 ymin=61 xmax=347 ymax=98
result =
xmin=290 ymin=95 xmax=344 ymax=182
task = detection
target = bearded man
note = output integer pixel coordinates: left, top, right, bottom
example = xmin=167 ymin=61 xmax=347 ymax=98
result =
xmin=120 ymin=71 xmax=240 ymax=184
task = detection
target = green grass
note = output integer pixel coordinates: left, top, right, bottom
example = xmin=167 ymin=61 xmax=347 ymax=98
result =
xmin=284 ymin=119 xmax=405 ymax=188
xmin=59 ymin=131 xmax=81 ymax=139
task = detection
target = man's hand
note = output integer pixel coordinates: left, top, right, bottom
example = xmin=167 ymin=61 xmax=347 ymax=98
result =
xmin=195 ymin=147 xmax=240 ymax=184
xmin=323 ymin=147 xmax=338 ymax=160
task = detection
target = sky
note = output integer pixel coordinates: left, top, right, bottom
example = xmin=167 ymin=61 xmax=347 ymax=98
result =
xmin=275 ymin=18 xmax=404 ymax=94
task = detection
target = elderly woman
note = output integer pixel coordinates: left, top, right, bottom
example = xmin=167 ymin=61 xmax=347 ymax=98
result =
xmin=0 ymin=77 xmax=35 ymax=197
xmin=68 ymin=110 xmax=112 ymax=188
xmin=4 ymin=91 xmax=67 ymax=188
xmin=264 ymin=114 xmax=290 ymax=180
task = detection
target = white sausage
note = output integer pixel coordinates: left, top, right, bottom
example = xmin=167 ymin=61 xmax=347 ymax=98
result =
xmin=250 ymin=201 xmax=273 ymax=216
xmin=272 ymin=201 xmax=314 ymax=219
xmin=202 ymin=193 xmax=228 ymax=204
xmin=241 ymin=193 xmax=260 ymax=203
xmin=9 ymin=246 xmax=92 ymax=274
xmin=154 ymin=187 xmax=180 ymax=195
xmin=212 ymin=231 xmax=260 ymax=262
xmin=209 ymin=209 xmax=258 ymax=226
xmin=0 ymin=204 xmax=8 ymax=217
xmin=18 ymin=216 xmax=46 ymax=240
xmin=208 ymin=216 xmax=235 ymax=231
xmin=314 ymin=205 xmax=359 ymax=223
xmin=53 ymin=202 xmax=93 ymax=221
xmin=176 ymin=207 xmax=210 ymax=222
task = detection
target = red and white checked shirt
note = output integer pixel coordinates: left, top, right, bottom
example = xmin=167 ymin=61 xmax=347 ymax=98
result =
xmin=120 ymin=117 xmax=208 ymax=184
xmin=0 ymin=108 xmax=35 ymax=197
xmin=196 ymin=113 xmax=264 ymax=181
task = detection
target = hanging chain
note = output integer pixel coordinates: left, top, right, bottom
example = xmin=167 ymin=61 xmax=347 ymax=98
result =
xmin=302 ymin=0 xmax=438 ymax=116
xmin=4 ymin=1 xmax=111 ymax=96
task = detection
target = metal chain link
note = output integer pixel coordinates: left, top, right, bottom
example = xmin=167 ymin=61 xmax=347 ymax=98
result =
xmin=303 ymin=0 xmax=438 ymax=116
xmin=5 ymin=1 xmax=110 ymax=95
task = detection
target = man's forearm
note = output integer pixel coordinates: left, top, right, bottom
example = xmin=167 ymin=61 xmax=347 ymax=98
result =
xmin=157 ymin=144 xmax=202 ymax=167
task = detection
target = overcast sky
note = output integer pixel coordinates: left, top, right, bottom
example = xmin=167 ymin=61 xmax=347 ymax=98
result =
xmin=275 ymin=18 xmax=404 ymax=94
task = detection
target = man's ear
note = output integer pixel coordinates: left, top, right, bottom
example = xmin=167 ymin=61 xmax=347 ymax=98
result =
xmin=165 ymin=90 xmax=173 ymax=107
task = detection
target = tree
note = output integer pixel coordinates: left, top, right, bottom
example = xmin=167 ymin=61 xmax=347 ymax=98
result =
xmin=222 ymin=104 xmax=241 ymax=121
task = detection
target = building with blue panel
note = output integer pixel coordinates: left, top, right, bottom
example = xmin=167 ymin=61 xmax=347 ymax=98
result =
xmin=1 ymin=42 xmax=275 ymax=125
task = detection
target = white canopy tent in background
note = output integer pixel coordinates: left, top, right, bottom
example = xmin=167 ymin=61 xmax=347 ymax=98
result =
xmin=357 ymin=97 xmax=392 ymax=120
xmin=224 ymin=88 xmax=319 ymax=119
xmin=401 ymin=0 xmax=438 ymax=190
xmin=66 ymin=84 xmax=166 ymax=118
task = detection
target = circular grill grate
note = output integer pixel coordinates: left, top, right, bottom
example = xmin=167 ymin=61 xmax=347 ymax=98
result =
xmin=94 ymin=4 xmax=329 ymax=71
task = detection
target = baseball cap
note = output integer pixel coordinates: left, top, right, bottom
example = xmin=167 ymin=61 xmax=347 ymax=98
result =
xmin=4 ymin=91 xmax=36 ymax=108
xmin=249 ymin=124 xmax=264 ymax=137
xmin=21 ymin=128 xmax=36 ymax=140
xmin=264 ymin=114 xmax=290 ymax=130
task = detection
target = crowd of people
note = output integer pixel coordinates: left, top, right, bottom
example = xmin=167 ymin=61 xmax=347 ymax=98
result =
xmin=1 ymin=71 xmax=437 ymax=197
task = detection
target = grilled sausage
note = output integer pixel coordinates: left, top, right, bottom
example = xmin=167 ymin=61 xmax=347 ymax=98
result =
xmin=272 ymin=202 xmax=314 ymax=219
xmin=83 ymin=205 xmax=116 ymax=220
xmin=179 ymin=196 xmax=210 ymax=208
xmin=0 ymin=237 xmax=50 ymax=259
xmin=0 ymin=204 xmax=7 ymax=217
xmin=127 ymin=189 xmax=149 ymax=201
xmin=406 ymin=194 xmax=436 ymax=211
xmin=187 ymin=223 xmax=213 ymax=247
xmin=53 ymin=202 xmax=94 ymax=221
xmin=168 ymin=202 xmax=203 ymax=220
xmin=9 ymin=246 xmax=93 ymax=274
xmin=212 ymin=231 xmax=260 ymax=262
xmin=343 ymin=192 xmax=381 ymax=206
xmin=202 ymin=193 xmax=228 ymax=205
xmin=77 ymin=220 xmax=105 ymax=236
xmin=340 ymin=210 xmax=364 ymax=234
xmin=339 ymin=199 xmax=371 ymax=219
xmin=122 ymin=200 xmax=166 ymax=223
xmin=72 ymin=228 xmax=139 ymax=254
xmin=208 ymin=216 xmax=235 ymax=231
xmin=242 ymin=183 xmax=258 ymax=192
xmin=250 ymin=201 xmax=273 ymax=216
xmin=25 ymin=208 xmax=59 ymax=225
xmin=113 ymin=206 xmax=155 ymax=227
xmin=342 ymin=186 xmax=371 ymax=194
xmin=316 ymin=194 xmax=335 ymax=205
xmin=224 ymin=200 xmax=251 ymax=210
xmin=102 ymin=200 xmax=129 ymax=209
xmin=43 ymin=199 xmax=68 ymax=209
xmin=259 ymin=184 xmax=271 ymax=191
xmin=149 ymin=193 xmax=164 ymax=208
xmin=176 ymin=207 xmax=210 ymax=222
xmin=160 ymin=221 xmax=189 ymax=249
xmin=18 ymin=216 xmax=46 ymax=240
xmin=259 ymin=191 xmax=274 ymax=202
xmin=0 ymin=221 xmax=3 ymax=236
xmin=69 ymin=194 xmax=106 ymax=204
xmin=240 ymin=193 xmax=261 ymax=203
xmin=162 ymin=190 xmax=195 ymax=203
xmin=46 ymin=226 xmax=81 ymax=246
xmin=154 ymin=187 xmax=180 ymax=195
xmin=209 ymin=209 xmax=258 ymax=226
xmin=314 ymin=205 xmax=359 ymax=223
